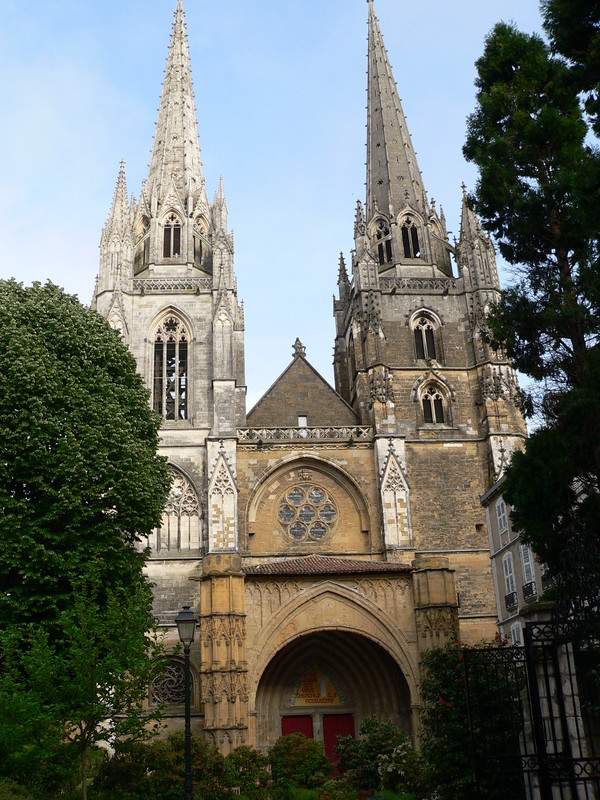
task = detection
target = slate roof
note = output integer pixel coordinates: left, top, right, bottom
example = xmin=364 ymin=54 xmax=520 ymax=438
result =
xmin=243 ymin=555 xmax=412 ymax=577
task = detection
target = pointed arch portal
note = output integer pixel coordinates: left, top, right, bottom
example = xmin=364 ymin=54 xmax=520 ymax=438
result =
xmin=254 ymin=631 xmax=412 ymax=755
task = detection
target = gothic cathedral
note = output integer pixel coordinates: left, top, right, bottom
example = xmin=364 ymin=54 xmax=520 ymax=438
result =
xmin=92 ymin=0 xmax=526 ymax=753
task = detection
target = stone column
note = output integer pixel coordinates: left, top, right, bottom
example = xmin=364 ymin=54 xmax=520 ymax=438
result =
xmin=412 ymin=555 xmax=459 ymax=654
xmin=199 ymin=553 xmax=248 ymax=753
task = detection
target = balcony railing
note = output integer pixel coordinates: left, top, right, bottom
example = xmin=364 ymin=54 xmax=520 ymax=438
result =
xmin=237 ymin=426 xmax=373 ymax=443
xmin=523 ymin=581 xmax=537 ymax=602
xmin=541 ymin=572 xmax=554 ymax=593
xmin=505 ymin=591 xmax=518 ymax=610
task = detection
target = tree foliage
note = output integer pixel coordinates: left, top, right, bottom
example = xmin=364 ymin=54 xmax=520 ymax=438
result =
xmin=419 ymin=640 xmax=523 ymax=800
xmin=0 ymin=280 xmax=172 ymax=797
xmin=268 ymin=733 xmax=331 ymax=798
xmin=0 ymin=577 xmax=165 ymax=799
xmin=463 ymin=19 xmax=600 ymax=607
xmin=334 ymin=716 xmax=409 ymax=792
xmin=0 ymin=280 xmax=170 ymax=628
xmin=541 ymin=0 xmax=600 ymax=134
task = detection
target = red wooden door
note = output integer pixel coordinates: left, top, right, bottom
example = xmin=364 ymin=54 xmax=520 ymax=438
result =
xmin=281 ymin=714 xmax=314 ymax=738
xmin=323 ymin=714 xmax=355 ymax=759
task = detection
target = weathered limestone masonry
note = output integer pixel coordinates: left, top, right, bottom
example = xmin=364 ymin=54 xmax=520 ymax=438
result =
xmin=92 ymin=0 xmax=526 ymax=754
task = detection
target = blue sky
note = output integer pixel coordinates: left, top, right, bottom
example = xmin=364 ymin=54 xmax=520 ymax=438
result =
xmin=0 ymin=1 xmax=544 ymax=408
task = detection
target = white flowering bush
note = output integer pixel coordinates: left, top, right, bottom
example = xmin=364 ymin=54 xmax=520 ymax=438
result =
xmin=377 ymin=734 xmax=428 ymax=798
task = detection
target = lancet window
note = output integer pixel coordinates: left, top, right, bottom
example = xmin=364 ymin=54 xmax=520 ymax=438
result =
xmin=413 ymin=315 xmax=438 ymax=361
xmin=163 ymin=213 xmax=182 ymax=259
xmin=421 ymin=385 xmax=445 ymax=424
xmin=401 ymin=216 xmax=421 ymax=258
xmin=375 ymin=219 xmax=393 ymax=265
xmin=153 ymin=316 xmax=188 ymax=420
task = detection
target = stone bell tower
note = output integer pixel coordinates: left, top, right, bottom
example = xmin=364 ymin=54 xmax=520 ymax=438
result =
xmin=93 ymin=0 xmax=247 ymax=749
xmin=333 ymin=0 xmax=526 ymax=640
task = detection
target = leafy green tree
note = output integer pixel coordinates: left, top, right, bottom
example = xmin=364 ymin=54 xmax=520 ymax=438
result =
xmin=0 ymin=577 xmax=165 ymax=800
xmin=463 ymin=22 xmax=600 ymax=607
xmin=92 ymin=732 xmax=230 ymax=800
xmin=0 ymin=280 xmax=171 ymax=797
xmin=541 ymin=0 xmax=600 ymax=134
xmin=0 ymin=280 xmax=170 ymax=628
xmin=224 ymin=746 xmax=270 ymax=800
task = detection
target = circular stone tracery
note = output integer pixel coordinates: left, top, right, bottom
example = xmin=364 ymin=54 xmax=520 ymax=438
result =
xmin=278 ymin=484 xmax=338 ymax=542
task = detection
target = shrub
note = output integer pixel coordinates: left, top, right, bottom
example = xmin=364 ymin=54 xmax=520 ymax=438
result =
xmin=377 ymin=736 xmax=428 ymax=798
xmin=0 ymin=778 xmax=34 ymax=800
xmin=334 ymin=716 xmax=407 ymax=791
xmin=90 ymin=732 xmax=228 ymax=800
xmin=315 ymin=774 xmax=359 ymax=799
xmin=224 ymin=745 xmax=270 ymax=799
xmin=419 ymin=638 xmax=523 ymax=800
xmin=269 ymin=733 xmax=331 ymax=798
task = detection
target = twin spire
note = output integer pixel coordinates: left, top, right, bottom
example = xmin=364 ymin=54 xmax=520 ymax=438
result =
xmin=147 ymin=0 xmax=204 ymax=204
xmin=366 ymin=0 xmax=426 ymax=222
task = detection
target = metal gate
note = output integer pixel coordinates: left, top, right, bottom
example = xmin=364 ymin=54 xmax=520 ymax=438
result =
xmin=464 ymin=620 xmax=600 ymax=800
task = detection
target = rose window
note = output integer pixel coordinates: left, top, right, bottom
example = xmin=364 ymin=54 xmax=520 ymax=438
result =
xmin=278 ymin=484 xmax=338 ymax=542
xmin=151 ymin=661 xmax=186 ymax=705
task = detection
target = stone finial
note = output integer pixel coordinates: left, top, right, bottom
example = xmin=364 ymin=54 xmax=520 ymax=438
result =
xmin=293 ymin=338 xmax=306 ymax=359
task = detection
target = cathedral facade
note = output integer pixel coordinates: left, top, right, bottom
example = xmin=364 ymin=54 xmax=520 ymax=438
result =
xmin=92 ymin=0 xmax=526 ymax=754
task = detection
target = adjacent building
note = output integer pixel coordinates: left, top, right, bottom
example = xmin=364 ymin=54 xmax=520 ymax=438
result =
xmin=481 ymin=477 xmax=551 ymax=646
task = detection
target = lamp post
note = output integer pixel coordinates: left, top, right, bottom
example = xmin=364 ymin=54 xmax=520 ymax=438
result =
xmin=175 ymin=605 xmax=197 ymax=800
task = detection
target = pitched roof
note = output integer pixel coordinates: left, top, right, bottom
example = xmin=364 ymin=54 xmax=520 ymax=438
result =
xmin=243 ymin=555 xmax=412 ymax=577
xmin=246 ymin=353 xmax=358 ymax=428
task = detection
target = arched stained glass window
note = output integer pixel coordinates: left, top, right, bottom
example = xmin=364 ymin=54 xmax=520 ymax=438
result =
xmin=153 ymin=316 xmax=188 ymax=420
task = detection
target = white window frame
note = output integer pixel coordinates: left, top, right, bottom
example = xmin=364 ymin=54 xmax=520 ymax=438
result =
xmin=503 ymin=552 xmax=516 ymax=594
xmin=520 ymin=544 xmax=535 ymax=585
xmin=510 ymin=622 xmax=523 ymax=646
xmin=496 ymin=498 xmax=508 ymax=534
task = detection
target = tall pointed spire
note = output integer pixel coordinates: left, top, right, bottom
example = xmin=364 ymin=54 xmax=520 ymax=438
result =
xmin=366 ymin=1 xmax=426 ymax=222
xmin=102 ymin=161 xmax=129 ymax=242
xmin=147 ymin=0 xmax=204 ymax=204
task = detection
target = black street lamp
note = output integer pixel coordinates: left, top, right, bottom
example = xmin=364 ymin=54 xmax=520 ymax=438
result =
xmin=175 ymin=605 xmax=197 ymax=800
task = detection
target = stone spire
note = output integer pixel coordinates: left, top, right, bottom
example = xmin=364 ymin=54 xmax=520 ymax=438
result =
xmin=146 ymin=0 xmax=204 ymax=205
xmin=458 ymin=184 xmax=500 ymax=294
xmin=97 ymin=161 xmax=134 ymax=296
xmin=366 ymin=0 xmax=426 ymax=222
xmin=102 ymin=161 xmax=129 ymax=243
xmin=352 ymin=1 xmax=452 ymax=275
